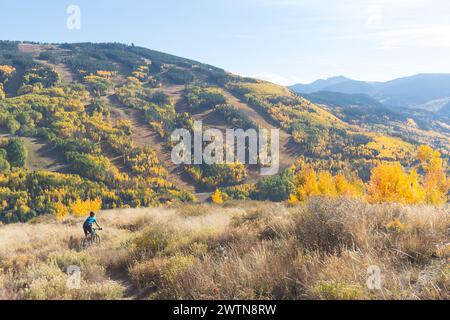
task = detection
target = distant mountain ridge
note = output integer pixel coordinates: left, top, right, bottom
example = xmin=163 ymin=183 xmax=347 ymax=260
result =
xmin=291 ymin=76 xmax=377 ymax=96
xmin=290 ymin=74 xmax=450 ymax=114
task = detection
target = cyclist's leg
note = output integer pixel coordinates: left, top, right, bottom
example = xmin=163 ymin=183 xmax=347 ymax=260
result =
xmin=87 ymin=225 xmax=93 ymax=240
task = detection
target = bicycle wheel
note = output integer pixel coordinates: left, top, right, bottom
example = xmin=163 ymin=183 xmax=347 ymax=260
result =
xmin=93 ymin=234 xmax=101 ymax=246
xmin=81 ymin=237 xmax=90 ymax=249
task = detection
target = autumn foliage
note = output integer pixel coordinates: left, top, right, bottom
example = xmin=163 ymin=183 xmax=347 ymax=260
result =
xmin=367 ymin=145 xmax=448 ymax=205
xmin=367 ymin=162 xmax=424 ymax=204
xmin=211 ymin=189 xmax=224 ymax=204
xmin=289 ymin=165 xmax=363 ymax=203
xmin=0 ymin=65 xmax=16 ymax=81
xmin=418 ymin=145 xmax=449 ymax=204
xmin=286 ymin=145 xmax=448 ymax=206
xmin=0 ymin=43 xmax=448 ymax=225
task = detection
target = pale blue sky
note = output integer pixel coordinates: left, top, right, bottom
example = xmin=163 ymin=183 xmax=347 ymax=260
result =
xmin=1 ymin=0 xmax=449 ymax=84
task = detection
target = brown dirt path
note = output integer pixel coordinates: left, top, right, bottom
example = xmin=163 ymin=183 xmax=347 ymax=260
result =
xmin=157 ymin=84 xmax=185 ymax=106
xmin=106 ymin=94 xmax=197 ymax=193
xmin=0 ymin=133 xmax=68 ymax=173
xmin=22 ymin=137 xmax=69 ymax=172
xmin=18 ymin=43 xmax=75 ymax=85
xmin=222 ymin=90 xmax=301 ymax=172
xmin=152 ymin=84 xmax=302 ymax=181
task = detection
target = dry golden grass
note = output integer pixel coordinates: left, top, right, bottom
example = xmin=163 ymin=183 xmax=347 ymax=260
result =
xmin=0 ymin=199 xmax=448 ymax=300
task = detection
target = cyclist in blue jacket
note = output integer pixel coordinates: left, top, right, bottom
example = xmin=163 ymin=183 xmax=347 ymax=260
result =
xmin=83 ymin=211 xmax=102 ymax=239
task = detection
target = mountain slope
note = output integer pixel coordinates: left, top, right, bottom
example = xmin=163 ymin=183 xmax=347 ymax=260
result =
xmin=379 ymin=74 xmax=450 ymax=107
xmin=439 ymin=101 xmax=450 ymax=117
xmin=299 ymin=91 xmax=450 ymax=154
xmin=0 ymin=41 xmax=447 ymax=223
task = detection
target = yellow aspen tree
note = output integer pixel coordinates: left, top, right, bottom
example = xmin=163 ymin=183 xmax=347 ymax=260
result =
xmin=55 ymin=200 xmax=69 ymax=221
xmin=70 ymin=197 xmax=102 ymax=217
xmin=318 ymin=171 xmax=337 ymax=197
xmin=367 ymin=162 xmax=424 ymax=204
xmin=287 ymin=194 xmax=299 ymax=205
xmin=295 ymin=165 xmax=319 ymax=200
xmin=334 ymin=173 xmax=350 ymax=196
xmin=418 ymin=145 xmax=449 ymax=205
xmin=211 ymin=189 xmax=224 ymax=204
xmin=0 ymin=65 xmax=16 ymax=81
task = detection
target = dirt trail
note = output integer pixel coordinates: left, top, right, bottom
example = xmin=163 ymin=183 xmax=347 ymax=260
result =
xmin=18 ymin=43 xmax=75 ymax=85
xmin=17 ymin=43 xmax=44 ymax=56
xmin=106 ymin=94 xmax=197 ymax=193
xmin=222 ymin=90 xmax=301 ymax=171
xmin=39 ymin=59 xmax=74 ymax=85
xmin=157 ymin=84 xmax=185 ymax=106
xmin=0 ymin=133 xmax=68 ymax=173
xmin=22 ymin=137 xmax=69 ymax=172
xmin=108 ymin=269 xmax=145 ymax=300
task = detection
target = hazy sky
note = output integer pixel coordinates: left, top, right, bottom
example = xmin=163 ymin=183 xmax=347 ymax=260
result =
xmin=1 ymin=0 xmax=449 ymax=85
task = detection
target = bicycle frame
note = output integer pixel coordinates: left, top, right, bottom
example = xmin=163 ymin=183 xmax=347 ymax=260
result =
xmin=82 ymin=228 xmax=101 ymax=249
xmin=85 ymin=228 xmax=99 ymax=241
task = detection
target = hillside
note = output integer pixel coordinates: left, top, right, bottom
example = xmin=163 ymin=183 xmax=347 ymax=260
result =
xmin=0 ymin=41 xmax=448 ymax=224
xmin=302 ymin=91 xmax=403 ymax=122
xmin=290 ymin=74 xmax=450 ymax=137
xmin=292 ymin=74 xmax=450 ymax=149
xmin=1 ymin=199 xmax=448 ymax=300
xmin=301 ymin=91 xmax=450 ymax=153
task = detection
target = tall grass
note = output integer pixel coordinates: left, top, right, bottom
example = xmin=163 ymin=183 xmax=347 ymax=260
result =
xmin=0 ymin=199 xmax=448 ymax=300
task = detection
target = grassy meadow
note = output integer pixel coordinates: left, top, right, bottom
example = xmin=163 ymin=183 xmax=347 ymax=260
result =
xmin=0 ymin=198 xmax=448 ymax=300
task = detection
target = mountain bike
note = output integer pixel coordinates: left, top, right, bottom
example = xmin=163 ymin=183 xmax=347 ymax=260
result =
xmin=81 ymin=228 xmax=102 ymax=249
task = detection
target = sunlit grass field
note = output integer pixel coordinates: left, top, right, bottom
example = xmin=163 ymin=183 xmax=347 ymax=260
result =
xmin=1 ymin=198 xmax=448 ymax=300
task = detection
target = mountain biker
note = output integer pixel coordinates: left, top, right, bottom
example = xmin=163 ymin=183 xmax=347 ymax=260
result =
xmin=83 ymin=211 xmax=102 ymax=239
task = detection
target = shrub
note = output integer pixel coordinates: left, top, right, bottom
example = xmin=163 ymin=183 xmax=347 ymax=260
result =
xmin=6 ymin=138 xmax=27 ymax=167
xmin=312 ymin=280 xmax=362 ymax=300
xmin=129 ymin=258 xmax=163 ymax=289
xmin=256 ymin=172 xmax=295 ymax=201
xmin=24 ymin=263 xmax=123 ymax=300
xmin=211 ymin=189 xmax=224 ymax=204
xmin=129 ymin=255 xmax=196 ymax=291
xmin=80 ymin=281 xmax=124 ymax=300
xmin=159 ymin=255 xmax=196 ymax=286
xmin=386 ymin=218 xmax=408 ymax=233
xmin=23 ymin=263 xmax=69 ymax=300
xmin=293 ymin=198 xmax=355 ymax=254
xmin=131 ymin=224 xmax=173 ymax=259
xmin=47 ymin=250 xmax=96 ymax=271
